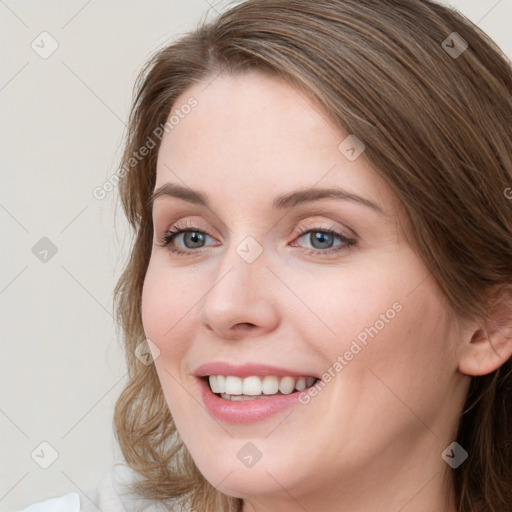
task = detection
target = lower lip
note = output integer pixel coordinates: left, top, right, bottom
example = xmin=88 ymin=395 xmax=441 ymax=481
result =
xmin=197 ymin=377 xmax=305 ymax=424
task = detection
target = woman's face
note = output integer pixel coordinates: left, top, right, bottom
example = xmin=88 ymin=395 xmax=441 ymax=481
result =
xmin=142 ymin=71 xmax=469 ymax=509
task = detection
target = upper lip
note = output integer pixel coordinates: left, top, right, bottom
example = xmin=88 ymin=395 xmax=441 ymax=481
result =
xmin=193 ymin=362 xmax=319 ymax=379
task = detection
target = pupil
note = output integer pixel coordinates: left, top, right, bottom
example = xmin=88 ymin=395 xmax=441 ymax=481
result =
xmin=185 ymin=231 xmax=204 ymax=248
xmin=312 ymin=232 xmax=333 ymax=249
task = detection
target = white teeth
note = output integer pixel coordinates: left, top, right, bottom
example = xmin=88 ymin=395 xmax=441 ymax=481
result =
xmin=224 ymin=376 xmax=243 ymax=395
xmin=209 ymin=375 xmax=219 ymax=393
xmin=306 ymin=376 xmax=316 ymax=387
xmin=278 ymin=376 xmax=296 ymax=394
xmin=242 ymin=376 xmax=263 ymax=396
xmin=220 ymin=393 xmax=269 ymax=401
xmin=208 ymin=374 xmax=317 ymax=397
xmin=295 ymin=376 xmax=306 ymax=391
xmin=262 ymin=375 xmax=279 ymax=395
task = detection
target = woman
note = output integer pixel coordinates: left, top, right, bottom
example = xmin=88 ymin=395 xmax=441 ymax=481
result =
xmin=21 ymin=0 xmax=512 ymax=510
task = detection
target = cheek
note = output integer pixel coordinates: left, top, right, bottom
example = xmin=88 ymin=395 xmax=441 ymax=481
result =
xmin=332 ymin=278 xmax=458 ymax=419
xmin=140 ymin=261 xmax=194 ymax=359
xmin=284 ymin=264 xmax=402 ymax=355
xmin=304 ymin=262 xmax=456 ymax=396
xmin=140 ymin=265 xmax=198 ymax=422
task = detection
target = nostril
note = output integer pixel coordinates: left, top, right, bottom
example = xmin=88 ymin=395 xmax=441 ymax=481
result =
xmin=235 ymin=323 xmax=257 ymax=332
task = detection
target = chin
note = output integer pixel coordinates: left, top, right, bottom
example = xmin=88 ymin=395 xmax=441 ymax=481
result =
xmin=207 ymin=470 xmax=282 ymax=499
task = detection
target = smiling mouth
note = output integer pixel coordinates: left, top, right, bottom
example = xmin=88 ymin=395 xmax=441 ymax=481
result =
xmin=204 ymin=375 xmax=321 ymax=401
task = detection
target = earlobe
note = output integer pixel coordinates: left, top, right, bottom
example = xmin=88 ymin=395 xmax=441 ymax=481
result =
xmin=458 ymin=289 xmax=512 ymax=377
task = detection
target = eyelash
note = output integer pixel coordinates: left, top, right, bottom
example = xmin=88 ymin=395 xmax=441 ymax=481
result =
xmin=156 ymin=220 xmax=357 ymax=257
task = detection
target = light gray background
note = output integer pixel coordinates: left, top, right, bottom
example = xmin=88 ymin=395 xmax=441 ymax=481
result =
xmin=1 ymin=0 xmax=511 ymax=510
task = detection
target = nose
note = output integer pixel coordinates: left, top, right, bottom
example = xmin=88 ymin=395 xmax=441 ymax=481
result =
xmin=198 ymin=239 xmax=280 ymax=340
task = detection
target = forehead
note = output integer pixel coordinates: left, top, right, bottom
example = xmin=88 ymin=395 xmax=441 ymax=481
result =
xmin=159 ymin=71 xmax=338 ymax=161
xmin=154 ymin=71 xmax=399 ymax=217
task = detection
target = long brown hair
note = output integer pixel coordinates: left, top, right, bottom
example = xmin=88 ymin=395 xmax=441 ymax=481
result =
xmin=112 ymin=1 xmax=512 ymax=510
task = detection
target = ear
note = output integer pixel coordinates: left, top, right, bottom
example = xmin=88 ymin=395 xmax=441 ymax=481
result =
xmin=458 ymin=286 xmax=512 ymax=376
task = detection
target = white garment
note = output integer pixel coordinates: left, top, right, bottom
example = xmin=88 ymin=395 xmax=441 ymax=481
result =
xmin=17 ymin=464 xmax=170 ymax=512
xmin=17 ymin=493 xmax=80 ymax=512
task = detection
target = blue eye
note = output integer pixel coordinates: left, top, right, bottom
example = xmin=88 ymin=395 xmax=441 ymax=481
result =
xmin=159 ymin=228 xmax=212 ymax=255
xmin=293 ymin=227 xmax=356 ymax=254
xmin=157 ymin=222 xmax=356 ymax=256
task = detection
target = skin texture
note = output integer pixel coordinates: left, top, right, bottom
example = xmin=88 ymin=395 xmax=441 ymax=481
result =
xmin=141 ymin=70 xmax=491 ymax=512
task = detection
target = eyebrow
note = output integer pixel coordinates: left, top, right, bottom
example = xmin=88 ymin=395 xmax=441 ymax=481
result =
xmin=147 ymin=183 xmax=385 ymax=215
